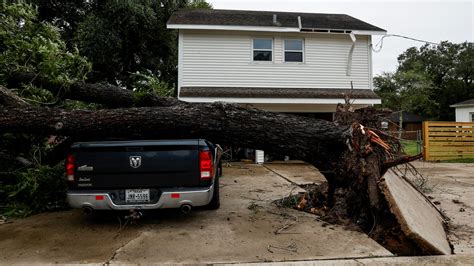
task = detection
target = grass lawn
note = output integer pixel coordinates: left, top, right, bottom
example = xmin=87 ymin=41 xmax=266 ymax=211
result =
xmin=401 ymin=140 xmax=474 ymax=163
xmin=401 ymin=140 xmax=421 ymax=156
xmin=440 ymin=157 xmax=474 ymax=163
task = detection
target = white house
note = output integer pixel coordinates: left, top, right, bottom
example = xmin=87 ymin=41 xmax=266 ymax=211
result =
xmin=451 ymin=99 xmax=474 ymax=122
xmin=167 ymin=9 xmax=386 ymax=117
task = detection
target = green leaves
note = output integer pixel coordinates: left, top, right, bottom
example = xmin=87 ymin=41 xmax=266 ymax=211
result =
xmin=0 ymin=2 xmax=91 ymax=87
xmin=130 ymin=70 xmax=174 ymax=97
xmin=2 ymin=164 xmax=67 ymax=218
xmin=375 ymin=41 xmax=473 ymax=120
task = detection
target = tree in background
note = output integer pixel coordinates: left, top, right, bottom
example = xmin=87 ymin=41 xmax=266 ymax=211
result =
xmin=32 ymin=0 xmax=93 ymax=47
xmin=32 ymin=0 xmax=212 ymax=91
xmin=0 ymin=1 xmax=91 ymax=85
xmin=374 ymin=41 xmax=473 ymax=120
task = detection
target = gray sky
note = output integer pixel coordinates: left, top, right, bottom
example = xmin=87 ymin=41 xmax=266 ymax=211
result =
xmin=208 ymin=0 xmax=473 ymax=75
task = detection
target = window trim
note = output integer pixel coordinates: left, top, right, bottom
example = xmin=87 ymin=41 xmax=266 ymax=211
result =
xmin=470 ymin=112 xmax=474 ymax=122
xmin=252 ymin=38 xmax=273 ymax=62
xmin=283 ymin=39 xmax=305 ymax=63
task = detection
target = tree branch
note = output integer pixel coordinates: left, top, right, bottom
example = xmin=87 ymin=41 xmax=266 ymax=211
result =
xmin=382 ymin=153 xmax=423 ymax=172
xmin=6 ymin=72 xmax=178 ymax=108
xmin=0 ymin=85 xmax=29 ymax=107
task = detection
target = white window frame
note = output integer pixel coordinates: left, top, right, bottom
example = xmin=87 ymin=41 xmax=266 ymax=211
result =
xmin=470 ymin=112 xmax=474 ymax=122
xmin=283 ymin=39 xmax=304 ymax=63
xmin=252 ymin=38 xmax=273 ymax=63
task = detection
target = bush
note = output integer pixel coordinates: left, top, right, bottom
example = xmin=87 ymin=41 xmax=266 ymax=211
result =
xmin=1 ymin=164 xmax=68 ymax=218
xmin=129 ymin=70 xmax=174 ymax=97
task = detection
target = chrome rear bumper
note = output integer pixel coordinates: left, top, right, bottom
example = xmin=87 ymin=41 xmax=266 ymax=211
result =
xmin=67 ymin=185 xmax=214 ymax=210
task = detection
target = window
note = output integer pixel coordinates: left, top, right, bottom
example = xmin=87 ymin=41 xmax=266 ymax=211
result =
xmin=253 ymin=39 xmax=273 ymax=61
xmin=284 ymin=39 xmax=304 ymax=62
xmin=471 ymin=113 xmax=474 ymax=122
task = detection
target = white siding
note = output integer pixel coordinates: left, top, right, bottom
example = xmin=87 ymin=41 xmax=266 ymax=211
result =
xmin=455 ymin=106 xmax=474 ymax=122
xmin=180 ymin=30 xmax=372 ymax=90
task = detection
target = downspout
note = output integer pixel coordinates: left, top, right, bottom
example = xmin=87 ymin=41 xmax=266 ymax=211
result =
xmin=297 ymin=16 xmax=302 ymax=30
xmin=347 ymin=32 xmax=356 ymax=76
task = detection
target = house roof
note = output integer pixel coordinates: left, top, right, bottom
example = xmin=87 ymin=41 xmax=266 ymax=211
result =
xmin=168 ymin=9 xmax=386 ymax=33
xmin=179 ymin=87 xmax=380 ymax=99
xmin=450 ymin=99 xmax=474 ymax=107
xmin=387 ymin=111 xmax=427 ymax=123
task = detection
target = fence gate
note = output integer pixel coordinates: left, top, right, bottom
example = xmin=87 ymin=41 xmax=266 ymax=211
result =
xmin=423 ymin=121 xmax=474 ymax=161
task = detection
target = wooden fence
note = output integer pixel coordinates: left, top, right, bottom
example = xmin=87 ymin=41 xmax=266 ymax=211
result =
xmin=423 ymin=121 xmax=474 ymax=161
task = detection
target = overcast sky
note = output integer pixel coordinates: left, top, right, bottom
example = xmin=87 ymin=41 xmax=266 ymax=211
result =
xmin=208 ymin=0 xmax=473 ymax=75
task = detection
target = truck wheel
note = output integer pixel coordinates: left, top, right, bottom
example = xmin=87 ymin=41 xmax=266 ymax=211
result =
xmin=205 ymin=176 xmax=220 ymax=210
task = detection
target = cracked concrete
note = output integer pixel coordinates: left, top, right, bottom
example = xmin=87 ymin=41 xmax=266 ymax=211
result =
xmin=108 ymin=163 xmax=390 ymax=264
xmin=0 ymin=161 xmax=471 ymax=263
xmin=105 ymin=231 xmax=145 ymax=264
xmin=409 ymin=162 xmax=474 ymax=255
xmin=230 ymin=254 xmax=474 ymax=265
xmin=0 ymin=163 xmax=389 ymax=263
xmin=0 ymin=210 xmax=142 ymax=263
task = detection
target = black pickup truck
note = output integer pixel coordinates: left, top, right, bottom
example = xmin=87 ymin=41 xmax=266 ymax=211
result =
xmin=65 ymin=139 xmax=222 ymax=213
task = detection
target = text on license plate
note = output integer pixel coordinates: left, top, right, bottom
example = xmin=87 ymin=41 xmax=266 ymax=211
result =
xmin=125 ymin=189 xmax=150 ymax=203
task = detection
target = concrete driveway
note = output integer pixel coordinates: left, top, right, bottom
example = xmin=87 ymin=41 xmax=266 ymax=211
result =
xmin=410 ymin=161 xmax=474 ymax=255
xmin=0 ymin=162 xmax=390 ymax=264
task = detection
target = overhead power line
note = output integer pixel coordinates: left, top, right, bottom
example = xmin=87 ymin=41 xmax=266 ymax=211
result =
xmin=371 ymin=34 xmax=440 ymax=53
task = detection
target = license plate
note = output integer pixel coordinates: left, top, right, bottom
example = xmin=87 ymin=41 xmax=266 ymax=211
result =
xmin=125 ymin=189 xmax=150 ymax=203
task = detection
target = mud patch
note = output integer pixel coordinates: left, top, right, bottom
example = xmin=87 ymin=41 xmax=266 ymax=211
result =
xmin=274 ymin=183 xmax=353 ymax=228
xmin=275 ymin=181 xmax=425 ymax=256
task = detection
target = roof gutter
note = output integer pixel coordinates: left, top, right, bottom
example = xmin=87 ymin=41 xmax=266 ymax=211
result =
xmin=179 ymin=97 xmax=381 ymax=105
xmin=352 ymin=30 xmax=387 ymax=35
xmin=450 ymin=104 xmax=474 ymax=108
xmin=167 ymin=24 xmax=300 ymax=32
xmin=167 ymin=24 xmax=387 ymax=35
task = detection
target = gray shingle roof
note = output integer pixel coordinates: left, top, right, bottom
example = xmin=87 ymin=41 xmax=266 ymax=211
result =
xmin=451 ymin=99 xmax=474 ymax=107
xmin=168 ymin=9 xmax=386 ymax=32
xmin=179 ymin=87 xmax=379 ymax=99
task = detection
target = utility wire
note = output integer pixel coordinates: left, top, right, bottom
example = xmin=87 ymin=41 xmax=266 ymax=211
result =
xmin=371 ymin=34 xmax=440 ymax=53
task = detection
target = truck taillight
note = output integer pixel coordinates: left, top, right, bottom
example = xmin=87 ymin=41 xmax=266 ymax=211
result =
xmin=199 ymin=150 xmax=213 ymax=180
xmin=66 ymin=154 xmax=75 ymax=182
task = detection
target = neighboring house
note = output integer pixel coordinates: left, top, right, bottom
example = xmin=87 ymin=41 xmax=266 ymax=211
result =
xmin=167 ymin=9 xmax=385 ymax=117
xmin=451 ymin=99 xmax=474 ymax=122
xmin=386 ymin=111 xmax=427 ymax=132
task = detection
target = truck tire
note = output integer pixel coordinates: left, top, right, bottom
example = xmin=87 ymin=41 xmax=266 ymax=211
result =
xmin=205 ymin=176 xmax=220 ymax=210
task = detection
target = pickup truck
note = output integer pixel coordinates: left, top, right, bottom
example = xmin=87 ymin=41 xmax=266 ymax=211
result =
xmin=65 ymin=139 xmax=222 ymax=214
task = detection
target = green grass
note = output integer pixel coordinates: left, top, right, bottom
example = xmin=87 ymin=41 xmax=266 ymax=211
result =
xmin=403 ymin=141 xmax=474 ymax=163
xmin=401 ymin=140 xmax=421 ymax=156
xmin=440 ymin=157 xmax=474 ymax=163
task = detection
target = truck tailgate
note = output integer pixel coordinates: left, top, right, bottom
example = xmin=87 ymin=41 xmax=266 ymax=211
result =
xmin=72 ymin=140 xmax=201 ymax=188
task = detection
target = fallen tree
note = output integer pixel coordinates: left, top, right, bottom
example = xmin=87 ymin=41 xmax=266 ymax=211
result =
xmin=0 ymin=77 xmax=450 ymax=255
xmin=0 ymin=102 xmax=424 ymax=252
xmin=0 ymin=104 xmax=346 ymax=170
xmin=6 ymin=72 xmax=177 ymax=108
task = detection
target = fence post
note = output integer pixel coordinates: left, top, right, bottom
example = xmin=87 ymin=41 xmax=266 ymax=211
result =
xmin=422 ymin=121 xmax=430 ymax=161
xmin=416 ymin=130 xmax=422 ymax=154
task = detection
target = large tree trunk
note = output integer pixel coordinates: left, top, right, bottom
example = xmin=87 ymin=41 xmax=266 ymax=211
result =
xmin=0 ymin=104 xmax=347 ymax=173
